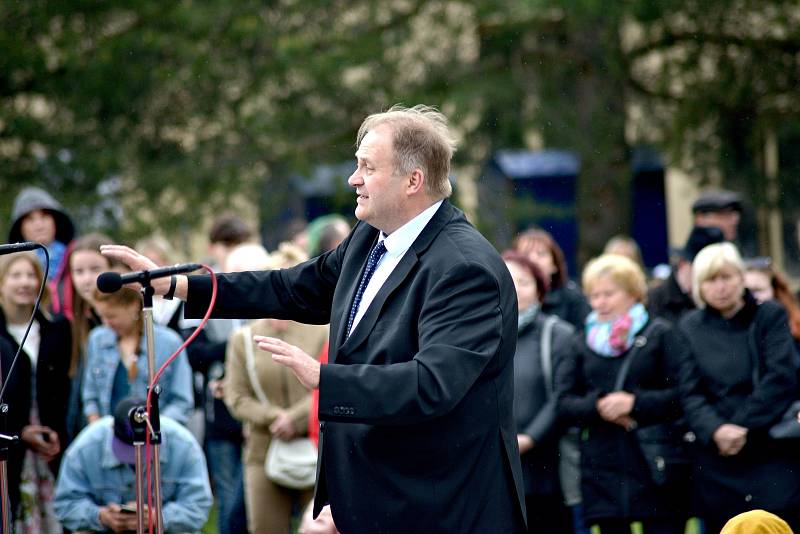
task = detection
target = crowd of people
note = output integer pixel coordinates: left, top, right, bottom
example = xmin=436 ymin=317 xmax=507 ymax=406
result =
xmin=2 ymin=127 xmax=800 ymax=534
xmin=0 ymin=187 xmax=351 ymax=533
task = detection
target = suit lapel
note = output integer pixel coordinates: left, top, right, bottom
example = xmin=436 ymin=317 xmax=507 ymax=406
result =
xmin=338 ymin=250 xmax=419 ymax=355
xmin=334 ymin=201 xmax=457 ymax=358
xmin=330 ymin=226 xmax=380 ymax=356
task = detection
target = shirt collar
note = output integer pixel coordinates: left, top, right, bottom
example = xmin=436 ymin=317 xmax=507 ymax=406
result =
xmin=381 ymin=200 xmax=443 ymax=257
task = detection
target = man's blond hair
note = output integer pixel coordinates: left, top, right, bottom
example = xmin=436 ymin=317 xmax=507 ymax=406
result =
xmin=357 ymin=104 xmax=457 ymax=199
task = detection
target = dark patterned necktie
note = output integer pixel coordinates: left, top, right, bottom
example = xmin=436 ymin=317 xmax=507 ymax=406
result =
xmin=346 ymin=240 xmax=387 ymax=336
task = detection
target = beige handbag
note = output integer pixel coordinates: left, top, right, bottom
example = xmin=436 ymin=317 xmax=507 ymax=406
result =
xmin=242 ymin=325 xmax=318 ymax=489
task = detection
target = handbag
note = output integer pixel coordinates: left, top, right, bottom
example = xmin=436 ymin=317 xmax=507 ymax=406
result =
xmin=747 ymin=322 xmax=800 ymax=440
xmin=264 ymin=437 xmax=318 ymax=490
xmin=614 ymin=322 xmax=691 ymax=486
xmin=242 ymin=325 xmax=318 ymax=489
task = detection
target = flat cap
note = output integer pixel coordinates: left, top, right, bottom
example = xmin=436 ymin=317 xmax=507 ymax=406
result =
xmin=692 ymin=189 xmax=742 ymax=213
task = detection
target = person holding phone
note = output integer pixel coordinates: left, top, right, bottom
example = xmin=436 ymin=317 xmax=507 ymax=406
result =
xmin=54 ymin=397 xmax=212 ymax=533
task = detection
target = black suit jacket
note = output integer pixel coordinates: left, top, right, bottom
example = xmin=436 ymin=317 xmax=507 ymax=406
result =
xmin=186 ymin=201 xmax=526 ymax=533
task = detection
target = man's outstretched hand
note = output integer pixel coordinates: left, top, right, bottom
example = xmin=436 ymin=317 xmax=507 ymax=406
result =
xmin=100 ymin=244 xmax=182 ymax=296
xmin=255 ymin=335 xmax=321 ymax=390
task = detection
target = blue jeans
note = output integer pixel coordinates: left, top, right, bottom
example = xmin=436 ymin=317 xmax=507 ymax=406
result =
xmin=205 ymin=438 xmax=245 ymax=534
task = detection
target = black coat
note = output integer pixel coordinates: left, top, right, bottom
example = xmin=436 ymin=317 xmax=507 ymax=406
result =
xmin=555 ymin=318 xmax=686 ymax=521
xmin=675 ymin=295 xmax=800 ymax=517
xmin=0 ymin=309 xmax=72 ymax=515
xmin=646 ymin=272 xmax=695 ymax=326
xmin=542 ymin=281 xmax=590 ymax=330
xmin=185 ymin=201 xmax=526 ymax=533
xmin=513 ymin=311 xmax=574 ymax=496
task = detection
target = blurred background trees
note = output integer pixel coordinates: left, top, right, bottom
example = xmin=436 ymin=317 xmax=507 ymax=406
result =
xmin=2 ymin=0 xmax=798 ymax=267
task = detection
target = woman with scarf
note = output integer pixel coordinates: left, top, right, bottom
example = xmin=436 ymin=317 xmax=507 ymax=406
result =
xmin=555 ymin=253 xmax=689 ymax=534
xmin=503 ymin=251 xmax=575 ymax=533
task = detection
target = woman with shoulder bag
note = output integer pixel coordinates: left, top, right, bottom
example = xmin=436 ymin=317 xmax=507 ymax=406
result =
xmin=675 ymin=243 xmax=800 ymax=532
xmin=223 ymin=248 xmax=329 ymax=534
xmin=555 ymin=254 xmax=691 ymax=534
xmin=503 ymin=251 xmax=575 ymax=533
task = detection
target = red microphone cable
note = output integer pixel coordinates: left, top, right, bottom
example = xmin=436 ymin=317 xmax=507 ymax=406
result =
xmin=144 ymin=265 xmax=218 ymax=533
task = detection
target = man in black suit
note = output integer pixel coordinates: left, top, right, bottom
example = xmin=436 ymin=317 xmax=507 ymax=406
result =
xmin=103 ymin=105 xmax=526 ymax=533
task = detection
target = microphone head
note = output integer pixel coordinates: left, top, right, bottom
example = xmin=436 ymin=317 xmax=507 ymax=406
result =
xmin=96 ymin=271 xmax=123 ymax=293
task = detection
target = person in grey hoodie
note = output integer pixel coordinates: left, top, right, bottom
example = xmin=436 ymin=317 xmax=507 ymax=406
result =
xmin=9 ymin=186 xmax=77 ymax=319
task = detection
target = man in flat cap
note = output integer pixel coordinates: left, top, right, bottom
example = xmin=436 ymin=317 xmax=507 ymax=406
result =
xmin=647 ymin=225 xmax=726 ymax=325
xmin=692 ymin=189 xmax=743 ymax=241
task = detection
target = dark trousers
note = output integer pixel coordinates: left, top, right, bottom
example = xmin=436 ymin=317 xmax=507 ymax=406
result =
xmin=593 ymin=518 xmax=685 ymax=534
xmin=206 ymin=437 xmax=246 ymax=534
xmin=525 ymin=492 xmax=572 ymax=534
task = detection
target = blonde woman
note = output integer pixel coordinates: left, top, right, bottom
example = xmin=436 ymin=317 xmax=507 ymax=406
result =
xmin=555 ymin=253 xmax=689 ymax=534
xmin=224 ymin=247 xmax=328 ymax=534
xmin=675 ymin=242 xmax=800 ymax=532
xmin=0 ymin=252 xmax=71 ymax=532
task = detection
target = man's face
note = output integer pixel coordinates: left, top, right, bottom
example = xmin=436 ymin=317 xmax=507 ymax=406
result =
xmin=20 ymin=209 xmax=57 ymax=244
xmin=348 ymin=124 xmax=408 ymax=234
xmin=695 ymin=209 xmax=740 ymax=241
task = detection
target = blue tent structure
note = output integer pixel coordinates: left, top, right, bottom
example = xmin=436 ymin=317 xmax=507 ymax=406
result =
xmin=482 ymin=149 xmax=581 ymax=276
xmin=481 ymin=147 xmax=668 ymax=276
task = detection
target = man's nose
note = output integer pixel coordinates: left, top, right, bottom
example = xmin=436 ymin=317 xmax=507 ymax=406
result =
xmin=348 ymin=169 xmax=362 ymax=187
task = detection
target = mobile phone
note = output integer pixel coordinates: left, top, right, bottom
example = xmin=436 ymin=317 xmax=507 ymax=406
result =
xmin=119 ymin=504 xmax=137 ymax=514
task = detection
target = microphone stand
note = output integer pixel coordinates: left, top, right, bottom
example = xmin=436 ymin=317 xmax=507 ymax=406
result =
xmin=0 ymin=404 xmax=18 ymax=534
xmin=130 ymin=406 xmax=147 ymax=534
xmin=136 ymin=282 xmax=164 ymax=534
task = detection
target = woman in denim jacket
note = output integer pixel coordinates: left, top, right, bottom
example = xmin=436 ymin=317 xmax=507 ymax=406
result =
xmin=82 ymin=286 xmax=193 ymax=424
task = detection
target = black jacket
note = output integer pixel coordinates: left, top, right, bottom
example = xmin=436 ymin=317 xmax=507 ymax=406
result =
xmin=646 ymin=272 xmax=695 ymax=326
xmin=0 ymin=309 xmax=72 ymax=515
xmin=675 ymin=294 xmax=800 ymax=516
xmin=513 ymin=311 xmax=574 ymax=496
xmin=555 ymin=318 xmax=686 ymax=521
xmin=542 ymin=281 xmax=590 ymax=330
xmin=185 ymin=201 xmax=526 ymax=533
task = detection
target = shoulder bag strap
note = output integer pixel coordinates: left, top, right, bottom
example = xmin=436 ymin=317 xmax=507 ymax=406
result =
xmin=242 ymin=325 xmax=270 ymax=407
xmin=613 ymin=321 xmax=656 ymax=392
xmin=540 ymin=315 xmax=558 ymax=399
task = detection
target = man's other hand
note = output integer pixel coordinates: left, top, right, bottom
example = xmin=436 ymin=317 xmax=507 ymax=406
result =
xmin=255 ymin=335 xmax=321 ymax=389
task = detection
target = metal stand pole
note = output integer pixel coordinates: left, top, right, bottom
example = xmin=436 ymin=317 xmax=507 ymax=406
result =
xmin=140 ymin=283 xmax=163 ymax=533
xmin=130 ymin=405 xmax=148 ymax=534
xmin=0 ymin=404 xmax=18 ymax=534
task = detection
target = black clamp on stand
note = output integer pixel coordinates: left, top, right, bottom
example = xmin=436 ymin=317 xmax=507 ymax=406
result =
xmin=0 ymin=403 xmax=19 ymax=534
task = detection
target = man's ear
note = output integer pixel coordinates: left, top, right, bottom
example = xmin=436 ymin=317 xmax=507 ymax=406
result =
xmin=407 ymin=169 xmax=425 ymax=195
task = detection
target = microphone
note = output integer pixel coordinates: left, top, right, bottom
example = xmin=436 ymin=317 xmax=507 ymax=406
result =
xmin=96 ymin=263 xmax=202 ymax=293
xmin=0 ymin=242 xmax=40 ymax=255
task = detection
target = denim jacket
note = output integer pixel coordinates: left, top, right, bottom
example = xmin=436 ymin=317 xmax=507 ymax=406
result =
xmin=82 ymin=324 xmax=194 ymax=423
xmin=54 ymin=415 xmax=212 ymax=532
